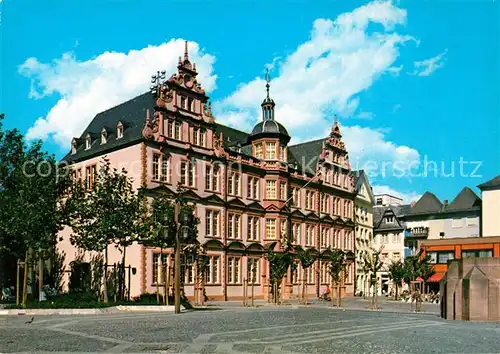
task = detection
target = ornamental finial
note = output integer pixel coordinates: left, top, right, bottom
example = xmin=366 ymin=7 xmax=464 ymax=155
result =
xmin=184 ymin=40 xmax=189 ymax=62
xmin=265 ymin=68 xmax=271 ymax=98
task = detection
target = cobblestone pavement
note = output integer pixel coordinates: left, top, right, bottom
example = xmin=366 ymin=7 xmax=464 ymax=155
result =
xmin=1 ymin=304 xmax=499 ymax=353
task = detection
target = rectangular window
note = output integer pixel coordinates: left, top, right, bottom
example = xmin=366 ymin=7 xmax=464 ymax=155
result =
xmin=280 ymin=219 xmax=287 ymax=240
xmin=227 ymin=256 xmax=241 ymax=284
xmin=292 ymin=261 xmax=301 ymax=284
xmin=305 ymin=190 xmax=315 ymax=210
xmin=265 ymin=142 xmax=276 ymax=160
xmin=321 ymin=195 xmax=329 ymax=213
xmin=255 ymin=143 xmax=263 ymax=159
xmin=292 ymin=187 xmax=300 ymax=207
xmin=266 ymin=218 xmax=276 ymax=239
xmin=321 ymin=227 xmax=329 ymax=248
xmin=429 ymin=252 xmax=437 ymax=264
xmin=228 ymin=172 xmax=240 ymax=196
xmin=205 ymin=210 xmax=220 ymax=237
xmin=247 ymin=216 xmax=259 ymax=241
xmin=392 ymin=234 xmax=400 ymax=243
xmin=161 ymin=155 xmax=170 ymax=182
xmin=292 ymin=223 xmax=301 ymax=244
xmin=181 ymin=161 xmax=187 ymax=186
xmin=266 ymin=180 xmax=277 ymax=199
xmin=306 ymin=265 xmax=314 ymax=284
xmin=152 ymin=253 xmax=168 ymax=284
xmin=206 ymin=255 xmax=220 ymax=284
xmin=152 ymin=154 xmax=160 ymax=181
xmin=306 ymin=225 xmax=314 ymax=246
xmin=228 ymin=213 xmax=241 ymax=239
xmin=462 ymin=250 xmax=492 ymax=258
xmin=247 ymin=258 xmax=260 ymax=284
xmin=175 ymin=122 xmax=181 ymax=140
xmin=205 ymin=165 xmax=219 ymax=191
xmin=437 ymin=252 xmax=454 ymax=264
xmin=280 ymin=181 xmax=287 ymax=200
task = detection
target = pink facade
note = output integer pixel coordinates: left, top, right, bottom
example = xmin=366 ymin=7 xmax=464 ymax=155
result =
xmin=60 ymin=42 xmax=356 ymax=301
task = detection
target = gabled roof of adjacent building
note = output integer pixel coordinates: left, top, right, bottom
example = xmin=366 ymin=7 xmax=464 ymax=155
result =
xmin=373 ymin=204 xmax=410 ymax=231
xmin=353 ymin=169 xmax=375 ymax=204
xmin=446 ymin=187 xmax=481 ymax=211
xmin=408 ymin=191 xmax=443 ymax=215
xmin=478 ymin=175 xmax=500 ymax=191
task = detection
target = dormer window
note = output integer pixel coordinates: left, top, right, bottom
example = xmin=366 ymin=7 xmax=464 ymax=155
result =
xmin=101 ymin=128 xmax=107 ymax=145
xmin=117 ymin=121 xmax=124 ymax=139
xmin=71 ymin=139 xmax=77 ymax=155
xmin=85 ymin=134 xmax=91 ymax=150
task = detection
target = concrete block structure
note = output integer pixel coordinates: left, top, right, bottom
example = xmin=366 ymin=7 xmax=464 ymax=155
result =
xmin=441 ymin=257 xmax=500 ymax=322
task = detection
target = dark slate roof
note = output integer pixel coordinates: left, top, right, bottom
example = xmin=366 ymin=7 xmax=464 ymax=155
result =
xmin=64 ymin=92 xmax=156 ymax=163
xmin=446 ymin=187 xmax=481 ymax=211
xmin=408 ymin=192 xmax=443 ymax=215
xmin=214 ymin=124 xmax=250 ymax=149
xmin=373 ymin=205 xmax=409 ymax=231
xmin=250 ymin=120 xmax=290 ymax=137
xmin=478 ymin=175 xmax=500 ymax=191
xmin=287 ymin=138 xmax=325 ymax=167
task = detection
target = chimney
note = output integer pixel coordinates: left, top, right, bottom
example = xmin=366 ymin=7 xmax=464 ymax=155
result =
xmin=444 ymin=200 xmax=448 ymax=207
xmin=410 ymin=201 xmax=416 ymax=207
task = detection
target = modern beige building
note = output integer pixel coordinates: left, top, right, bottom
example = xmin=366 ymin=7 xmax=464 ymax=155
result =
xmin=353 ymin=170 xmax=374 ymax=297
xmin=478 ymin=175 xmax=500 ymax=237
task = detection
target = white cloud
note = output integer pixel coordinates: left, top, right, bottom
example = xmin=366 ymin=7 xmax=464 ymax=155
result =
xmin=411 ymin=49 xmax=448 ymax=76
xmin=19 ymin=39 xmax=217 ymax=147
xmin=372 ymin=184 xmax=421 ymax=203
xmin=215 ymin=1 xmax=417 ymax=141
xmin=343 ymin=125 xmax=420 ymax=180
xmin=215 ymin=0 xmax=421 ymax=176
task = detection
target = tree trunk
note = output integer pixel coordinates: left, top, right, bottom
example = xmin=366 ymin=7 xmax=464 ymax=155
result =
xmin=394 ymin=283 xmax=399 ymax=301
xmin=22 ymin=251 xmax=29 ymax=307
xmin=103 ymin=247 xmax=109 ymax=304
xmin=304 ymin=278 xmax=308 ymax=305
xmin=38 ymin=255 xmax=44 ymax=301
xmin=339 ymin=275 xmax=343 ymax=308
xmin=121 ymin=245 xmax=126 ymax=301
xmin=337 ymin=281 xmax=341 ymax=307
xmin=157 ymin=247 xmax=161 ymax=304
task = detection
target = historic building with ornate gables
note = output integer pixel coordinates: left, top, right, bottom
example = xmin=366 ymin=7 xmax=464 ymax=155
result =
xmin=59 ymin=42 xmax=357 ymax=300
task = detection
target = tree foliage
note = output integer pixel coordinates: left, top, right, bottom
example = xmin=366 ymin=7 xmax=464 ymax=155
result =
xmin=0 ymin=114 xmax=71 ymax=292
xmin=66 ymin=157 xmax=146 ymax=253
xmin=387 ymin=259 xmax=405 ymax=300
xmin=265 ymin=234 xmax=294 ymax=304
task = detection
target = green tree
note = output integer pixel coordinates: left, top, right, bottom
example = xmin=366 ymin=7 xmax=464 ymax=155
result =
xmin=403 ymin=251 xmax=435 ymax=294
xmin=295 ymin=246 xmax=316 ymax=304
xmin=0 ymin=114 xmax=71 ymax=305
xmin=387 ymin=259 xmax=405 ymax=300
xmin=265 ymin=233 xmax=294 ymax=304
xmin=361 ymin=247 xmax=384 ymax=309
xmin=328 ymin=249 xmax=347 ymax=307
xmin=66 ymin=158 xmax=147 ymax=303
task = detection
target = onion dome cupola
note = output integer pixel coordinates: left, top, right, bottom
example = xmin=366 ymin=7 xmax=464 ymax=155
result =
xmin=249 ymin=70 xmax=290 ymax=161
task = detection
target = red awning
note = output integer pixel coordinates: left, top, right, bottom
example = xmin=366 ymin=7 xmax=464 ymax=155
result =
xmin=417 ymin=273 xmax=445 ymax=283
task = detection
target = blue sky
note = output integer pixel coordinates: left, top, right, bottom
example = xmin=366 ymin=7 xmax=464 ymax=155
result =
xmin=1 ymin=0 xmax=499 ymax=203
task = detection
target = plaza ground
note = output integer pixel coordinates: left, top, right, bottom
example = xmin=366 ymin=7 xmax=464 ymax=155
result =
xmin=1 ymin=298 xmax=499 ymax=353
